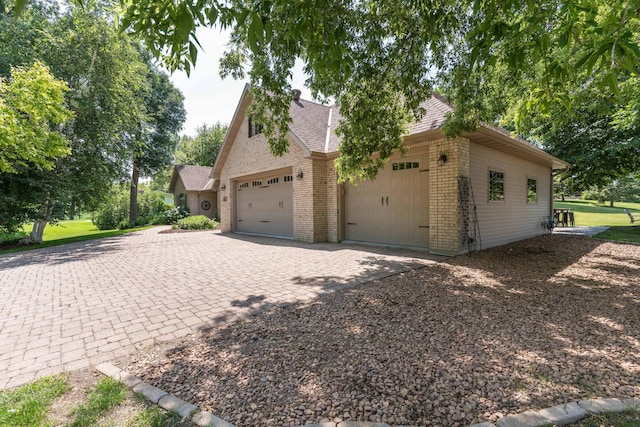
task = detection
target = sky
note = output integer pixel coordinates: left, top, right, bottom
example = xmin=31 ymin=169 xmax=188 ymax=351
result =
xmin=168 ymin=27 xmax=312 ymax=136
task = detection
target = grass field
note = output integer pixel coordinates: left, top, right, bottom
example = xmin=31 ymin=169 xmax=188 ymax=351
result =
xmin=0 ymin=220 xmax=154 ymax=255
xmin=554 ymin=199 xmax=640 ymax=243
xmin=554 ymin=199 xmax=640 ymax=226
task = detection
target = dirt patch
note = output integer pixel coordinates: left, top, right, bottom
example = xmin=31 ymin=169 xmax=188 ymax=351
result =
xmin=47 ymin=368 xmax=99 ymax=426
xmin=120 ymin=235 xmax=640 ymax=427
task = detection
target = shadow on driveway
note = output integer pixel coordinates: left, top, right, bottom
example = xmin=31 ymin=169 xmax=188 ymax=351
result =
xmin=123 ymin=234 xmax=640 ymax=426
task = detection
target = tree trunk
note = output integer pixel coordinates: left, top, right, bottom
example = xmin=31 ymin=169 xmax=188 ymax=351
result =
xmin=609 ymin=200 xmax=614 ymax=207
xmin=30 ymin=197 xmax=51 ymax=243
xmin=129 ymin=159 xmax=141 ymax=226
xmin=69 ymin=200 xmax=76 ymax=220
xmin=30 ymin=219 xmax=48 ymax=243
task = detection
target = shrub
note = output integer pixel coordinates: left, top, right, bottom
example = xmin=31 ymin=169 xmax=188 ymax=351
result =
xmin=0 ymin=230 xmax=28 ymax=246
xmin=162 ymin=206 xmax=189 ymax=224
xmin=138 ymin=192 xmax=172 ymax=218
xmin=174 ymin=215 xmax=216 ymax=230
xmin=135 ymin=215 xmax=151 ymax=226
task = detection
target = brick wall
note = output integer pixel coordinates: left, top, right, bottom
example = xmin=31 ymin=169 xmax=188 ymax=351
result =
xmin=326 ymin=160 xmax=340 ymax=242
xmin=219 ymin=115 xmax=332 ymax=243
xmin=428 ymin=137 xmax=470 ymax=255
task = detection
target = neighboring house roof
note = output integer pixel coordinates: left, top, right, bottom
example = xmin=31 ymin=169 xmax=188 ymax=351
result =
xmin=213 ymin=84 xmax=570 ymax=177
xmin=169 ymin=165 xmax=216 ymax=193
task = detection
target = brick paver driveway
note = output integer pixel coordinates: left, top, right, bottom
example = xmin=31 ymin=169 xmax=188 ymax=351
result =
xmin=0 ymin=227 xmax=445 ymax=389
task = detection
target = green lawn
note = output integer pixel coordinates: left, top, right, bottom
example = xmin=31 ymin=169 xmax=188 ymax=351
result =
xmin=0 ymin=220 xmax=154 ymax=255
xmin=554 ymin=199 xmax=640 ymax=243
xmin=554 ymin=199 xmax=640 ymax=227
xmin=32 ymin=220 xmax=113 ymax=242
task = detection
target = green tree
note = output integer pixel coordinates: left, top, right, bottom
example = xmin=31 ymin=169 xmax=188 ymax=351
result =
xmin=0 ymin=61 xmax=71 ymax=173
xmin=115 ymin=0 xmax=640 ymax=182
xmin=128 ymin=62 xmax=186 ymax=225
xmin=0 ymin=2 xmax=148 ymax=241
xmin=174 ymin=122 xmax=227 ymax=166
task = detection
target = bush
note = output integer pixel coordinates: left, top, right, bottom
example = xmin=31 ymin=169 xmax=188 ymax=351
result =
xmin=161 ymin=206 xmax=190 ymax=224
xmin=174 ymin=215 xmax=216 ymax=230
xmin=138 ymin=192 xmax=172 ymax=218
xmin=0 ymin=230 xmax=28 ymax=246
xmin=135 ymin=215 xmax=151 ymax=226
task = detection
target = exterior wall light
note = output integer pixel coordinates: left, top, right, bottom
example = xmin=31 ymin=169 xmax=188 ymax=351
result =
xmin=437 ymin=151 xmax=448 ymax=166
xmin=296 ymin=170 xmax=304 ymax=180
xmin=220 ymin=184 xmax=226 ymax=191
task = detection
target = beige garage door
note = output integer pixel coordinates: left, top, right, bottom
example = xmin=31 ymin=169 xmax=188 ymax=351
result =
xmin=345 ymin=156 xmax=429 ymax=248
xmin=236 ymin=174 xmax=293 ymax=237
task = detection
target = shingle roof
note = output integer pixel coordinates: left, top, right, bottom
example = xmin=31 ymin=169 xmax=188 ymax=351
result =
xmin=288 ymin=99 xmax=341 ymax=153
xmin=287 ymin=94 xmax=453 ymax=154
xmin=407 ymin=93 xmax=454 ymax=134
xmin=170 ymin=165 xmax=214 ymax=192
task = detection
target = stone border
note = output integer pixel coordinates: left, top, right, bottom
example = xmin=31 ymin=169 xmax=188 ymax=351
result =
xmin=96 ymin=363 xmax=639 ymax=427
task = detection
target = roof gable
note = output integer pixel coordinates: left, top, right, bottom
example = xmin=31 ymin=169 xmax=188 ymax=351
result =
xmin=213 ymin=86 xmax=569 ymax=174
xmin=169 ymin=165 xmax=215 ymax=192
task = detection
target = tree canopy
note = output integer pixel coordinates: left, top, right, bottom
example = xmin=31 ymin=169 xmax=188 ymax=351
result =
xmin=0 ymin=61 xmax=71 ymax=173
xmin=174 ymin=122 xmax=227 ymax=167
xmin=0 ymin=1 xmax=184 ymax=239
xmin=116 ymin=0 xmax=640 ymax=182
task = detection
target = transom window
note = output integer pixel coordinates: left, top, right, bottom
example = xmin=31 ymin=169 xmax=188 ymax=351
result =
xmin=267 ymin=177 xmax=279 ymax=185
xmin=489 ymin=170 xmax=505 ymax=201
xmin=527 ymin=178 xmax=537 ymax=203
xmin=392 ymin=161 xmax=419 ymax=171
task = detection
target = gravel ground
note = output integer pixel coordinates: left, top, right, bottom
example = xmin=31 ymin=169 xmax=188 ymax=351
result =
xmin=122 ymin=235 xmax=640 ymax=427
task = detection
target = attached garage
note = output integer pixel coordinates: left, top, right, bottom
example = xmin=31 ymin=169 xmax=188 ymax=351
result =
xmin=235 ymin=172 xmax=294 ymax=238
xmin=345 ymin=154 xmax=430 ymax=249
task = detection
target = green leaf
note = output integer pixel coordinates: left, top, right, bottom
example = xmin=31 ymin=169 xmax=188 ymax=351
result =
xmin=189 ymin=41 xmax=198 ymax=64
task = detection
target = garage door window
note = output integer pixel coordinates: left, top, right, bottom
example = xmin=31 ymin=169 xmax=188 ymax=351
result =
xmin=392 ymin=161 xmax=420 ymax=171
xmin=284 ymin=175 xmax=293 ymax=182
xmin=239 ymin=182 xmax=249 ymax=189
xmin=252 ymin=180 xmax=262 ymax=187
xmin=267 ymin=177 xmax=279 ymax=185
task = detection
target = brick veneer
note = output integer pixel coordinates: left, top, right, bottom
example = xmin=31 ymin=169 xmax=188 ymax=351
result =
xmin=219 ymin=115 xmax=333 ymax=243
xmin=428 ymin=137 xmax=470 ymax=255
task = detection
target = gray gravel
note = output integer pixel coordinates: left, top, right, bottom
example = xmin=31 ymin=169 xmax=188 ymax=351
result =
xmin=122 ymin=235 xmax=640 ymax=427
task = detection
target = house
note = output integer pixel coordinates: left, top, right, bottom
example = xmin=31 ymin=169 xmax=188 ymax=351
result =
xmin=212 ymin=85 xmax=570 ymax=255
xmin=168 ymin=165 xmax=217 ymax=219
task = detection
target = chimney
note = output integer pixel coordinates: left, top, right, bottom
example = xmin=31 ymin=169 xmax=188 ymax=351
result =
xmin=293 ymin=89 xmax=302 ymax=102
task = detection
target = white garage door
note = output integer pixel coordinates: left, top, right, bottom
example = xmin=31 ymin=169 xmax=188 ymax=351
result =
xmin=236 ymin=174 xmax=293 ymax=237
xmin=345 ymin=156 xmax=429 ymax=248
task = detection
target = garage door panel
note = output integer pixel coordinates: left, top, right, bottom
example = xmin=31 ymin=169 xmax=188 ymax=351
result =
xmin=345 ymin=155 xmax=429 ymax=248
xmin=236 ymin=174 xmax=293 ymax=237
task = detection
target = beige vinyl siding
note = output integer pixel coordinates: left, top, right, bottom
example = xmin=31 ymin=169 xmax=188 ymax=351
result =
xmin=469 ymin=142 xmax=551 ymax=249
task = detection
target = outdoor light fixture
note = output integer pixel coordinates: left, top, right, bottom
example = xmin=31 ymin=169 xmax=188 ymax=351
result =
xmin=437 ymin=151 xmax=448 ymax=166
xmin=220 ymin=184 xmax=226 ymax=191
xmin=296 ymin=170 xmax=304 ymax=180
xmin=223 ymin=196 xmax=228 ymax=202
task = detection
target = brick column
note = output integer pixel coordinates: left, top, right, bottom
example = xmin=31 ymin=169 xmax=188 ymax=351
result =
xmin=429 ymin=137 xmax=470 ymax=255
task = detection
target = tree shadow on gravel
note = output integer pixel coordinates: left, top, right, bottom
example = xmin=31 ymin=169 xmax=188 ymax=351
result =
xmin=123 ymin=235 xmax=640 ymax=427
